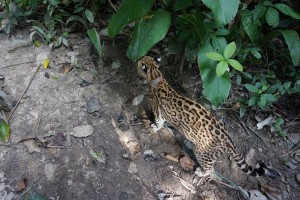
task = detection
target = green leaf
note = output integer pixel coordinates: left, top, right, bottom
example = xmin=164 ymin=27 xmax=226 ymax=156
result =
xmin=74 ymin=6 xmax=84 ymax=13
xmin=108 ymin=0 xmax=155 ymax=38
xmin=244 ymin=84 xmax=259 ymax=93
xmin=264 ymin=93 xmax=277 ymax=102
xmin=85 ymin=9 xmax=94 ymax=23
xmin=216 ymin=60 xmax=228 ymax=77
xmin=224 ymin=42 xmax=236 ymax=59
xmin=198 ymin=43 xmax=231 ymax=107
xmin=0 ymin=118 xmax=10 ymax=143
xmin=275 ymin=3 xmax=300 ymax=19
xmin=126 ymin=10 xmax=171 ymax=61
xmin=33 ymin=40 xmax=41 ymax=47
xmin=174 ymin=0 xmax=193 ymax=11
xmin=66 ymin=15 xmax=88 ymax=29
xmin=206 ymin=52 xmax=224 ymax=61
xmin=228 ymin=59 xmax=243 ymax=71
xmin=248 ymin=96 xmax=257 ymax=106
xmin=266 ymin=7 xmax=279 ymax=28
xmin=279 ymin=30 xmax=300 ymax=66
xmin=87 ymin=28 xmax=102 ymax=56
xmin=201 ymin=0 xmax=239 ymax=25
xmin=258 ymin=94 xmax=267 ymax=108
xmin=250 ymin=49 xmax=262 ymax=59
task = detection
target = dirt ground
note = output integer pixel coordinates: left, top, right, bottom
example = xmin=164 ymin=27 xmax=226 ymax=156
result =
xmin=0 ymin=30 xmax=300 ymax=200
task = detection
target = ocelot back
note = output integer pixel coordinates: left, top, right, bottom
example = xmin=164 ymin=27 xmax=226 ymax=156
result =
xmin=137 ymin=56 xmax=277 ymax=178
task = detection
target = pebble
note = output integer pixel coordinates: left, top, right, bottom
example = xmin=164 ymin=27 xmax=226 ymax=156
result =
xmin=70 ymin=125 xmax=94 ymax=138
xmin=0 ymin=90 xmax=12 ymax=111
xmin=87 ymin=96 xmax=101 ymax=114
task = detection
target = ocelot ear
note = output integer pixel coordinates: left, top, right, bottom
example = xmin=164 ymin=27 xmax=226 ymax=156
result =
xmin=154 ymin=57 xmax=161 ymax=65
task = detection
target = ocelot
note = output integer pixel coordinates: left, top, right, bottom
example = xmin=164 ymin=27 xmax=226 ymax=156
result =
xmin=137 ymin=56 xmax=279 ymax=178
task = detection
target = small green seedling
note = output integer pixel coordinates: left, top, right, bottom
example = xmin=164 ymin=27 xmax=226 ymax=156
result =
xmin=206 ymin=42 xmax=243 ymax=77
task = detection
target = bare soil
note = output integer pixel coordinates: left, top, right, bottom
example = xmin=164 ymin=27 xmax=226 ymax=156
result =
xmin=0 ymin=30 xmax=300 ymax=200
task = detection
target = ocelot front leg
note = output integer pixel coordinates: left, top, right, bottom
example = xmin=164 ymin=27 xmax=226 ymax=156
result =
xmin=150 ymin=99 xmax=165 ymax=132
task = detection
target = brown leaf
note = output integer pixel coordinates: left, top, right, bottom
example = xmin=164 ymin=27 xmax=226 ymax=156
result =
xmin=260 ymin=185 xmax=282 ymax=200
xmin=59 ymin=64 xmax=73 ymax=74
xmin=16 ymin=178 xmax=26 ymax=192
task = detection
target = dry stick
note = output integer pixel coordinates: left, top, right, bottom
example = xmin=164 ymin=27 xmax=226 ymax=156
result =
xmin=0 ymin=61 xmax=35 ymax=69
xmin=8 ymin=65 xmax=41 ymax=121
xmin=107 ymin=0 xmax=118 ymax=12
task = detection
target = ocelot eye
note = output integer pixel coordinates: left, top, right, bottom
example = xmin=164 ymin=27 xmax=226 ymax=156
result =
xmin=142 ymin=64 xmax=147 ymax=73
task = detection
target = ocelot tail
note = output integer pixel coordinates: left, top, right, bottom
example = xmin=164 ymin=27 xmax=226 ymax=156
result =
xmin=137 ymin=56 xmax=280 ymax=178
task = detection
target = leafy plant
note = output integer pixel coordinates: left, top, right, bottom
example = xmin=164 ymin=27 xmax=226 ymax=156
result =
xmin=206 ymin=42 xmax=243 ymax=77
xmin=0 ymin=112 xmax=10 ymax=143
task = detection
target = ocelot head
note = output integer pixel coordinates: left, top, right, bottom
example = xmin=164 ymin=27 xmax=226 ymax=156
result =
xmin=136 ymin=56 xmax=162 ymax=84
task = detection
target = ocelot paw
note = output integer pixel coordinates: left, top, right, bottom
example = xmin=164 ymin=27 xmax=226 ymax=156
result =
xmin=195 ymin=167 xmax=213 ymax=177
xmin=151 ymin=122 xmax=164 ymax=132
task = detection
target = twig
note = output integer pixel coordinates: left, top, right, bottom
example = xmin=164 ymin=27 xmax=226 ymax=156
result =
xmin=17 ymin=185 xmax=33 ymax=199
xmin=107 ymin=0 xmax=118 ymax=12
xmin=279 ymin=142 xmax=300 ymax=157
xmin=0 ymin=61 xmax=35 ymax=69
xmin=8 ymin=65 xmax=41 ymax=121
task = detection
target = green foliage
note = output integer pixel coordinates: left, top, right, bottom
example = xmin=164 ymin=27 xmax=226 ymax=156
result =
xmin=0 ymin=113 xmax=10 ymax=143
xmin=206 ymin=42 xmax=243 ymax=77
xmin=87 ymin=28 xmax=103 ymax=57
xmin=126 ymin=10 xmax=171 ymax=61
xmin=108 ymin=0 xmax=155 ymax=38
xmin=107 ymin=0 xmax=299 ymax=112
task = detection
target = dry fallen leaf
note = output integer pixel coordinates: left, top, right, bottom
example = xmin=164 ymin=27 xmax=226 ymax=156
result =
xmin=16 ymin=178 xmax=26 ymax=192
xmin=59 ymin=64 xmax=73 ymax=74
xmin=43 ymin=59 xmax=50 ymax=69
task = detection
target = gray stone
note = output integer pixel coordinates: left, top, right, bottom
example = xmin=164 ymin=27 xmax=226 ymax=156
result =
xmin=0 ymin=90 xmax=12 ymax=112
xmin=87 ymin=96 xmax=101 ymax=114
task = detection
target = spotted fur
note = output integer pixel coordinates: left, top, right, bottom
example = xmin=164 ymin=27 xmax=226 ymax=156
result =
xmin=137 ymin=56 xmax=275 ymax=177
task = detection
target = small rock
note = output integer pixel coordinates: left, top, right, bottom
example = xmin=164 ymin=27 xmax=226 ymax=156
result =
xmin=0 ymin=75 xmax=5 ymax=87
xmin=132 ymin=95 xmax=144 ymax=106
xmin=79 ymin=80 xmax=92 ymax=87
xmin=87 ymin=96 xmax=101 ymax=114
xmin=111 ymin=60 xmax=121 ymax=69
xmin=24 ymin=139 xmax=41 ymax=153
xmin=66 ymin=51 xmax=79 ymax=57
xmin=127 ymin=162 xmax=138 ymax=174
xmin=44 ymin=163 xmax=56 ymax=181
xmin=99 ymin=28 xmax=109 ymax=37
xmin=0 ymin=90 xmax=12 ymax=111
xmin=79 ymin=71 xmax=94 ymax=83
xmin=69 ymin=125 xmax=94 ymax=138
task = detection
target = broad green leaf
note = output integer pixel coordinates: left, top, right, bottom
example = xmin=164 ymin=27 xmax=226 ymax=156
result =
xmin=33 ymin=40 xmax=41 ymax=47
xmin=32 ymin=26 xmax=46 ymax=38
xmin=216 ymin=61 xmax=228 ymax=77
xmin=126 ymin=10 xmax=171 ymax=61
xmin=279 ymin=30 xmax=300 ymax=66
xmin=108 ymin=0 xmax=155 ymax=38
xmin=275 ymin=3 xmax=300 ymax=19
xmin=266 ymin=7 xmax=279 ymax=28
xmin=74 ymin=6 xmax=84 ymax=13
xmin=224 ymin=42 xmax=236 ymax=59
xmin=241 ymin=10 xmax=259 ymax=42
xmin=250 ymin=49 xmax=262 ymax=59
xmin=201 ymin=0 xmax=239 ymax=25
xmin=264 ymin=93 xmax=277 ymax=102
xmin=66 ymin=15 xmax=88 ymax=28
xmin=0 ymin=118 xmax=10 ymax=143
xmin=244 ymin=84 xmax=259 ymax=93
xmin=206 ymin=52 xmax=224 ymax=61
xmin=87 ymin=28 xmax=102 ymax=56
xmin=241 ymin=5 xmax=266 ymax=42
xmin=248 ymin=96 xmax=257 ymax=106
xmin=198 ymin=43 xmax=231 ymax=107
xmin=228 ymin=59 xmax=243 ymax=71
xmin=85 ymin=9 xmax=94 ymax=23
xmin=259 ymin=94 xmax=267 ymax=108
xmin=174 ymin=0 xmax=193 ymax=11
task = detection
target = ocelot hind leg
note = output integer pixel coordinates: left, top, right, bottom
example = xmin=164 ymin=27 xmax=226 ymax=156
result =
xmin=194 ymin=148 xmax=225 ymax=177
